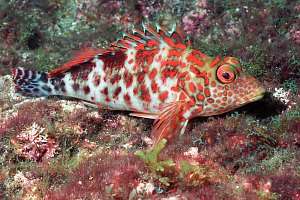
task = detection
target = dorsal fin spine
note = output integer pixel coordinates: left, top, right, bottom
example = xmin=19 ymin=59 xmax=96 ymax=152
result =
xmin=144 ymin=24 xmax=162 ymax=41
xmin=163 ymin=37 xmax=175 ymax=47
xmin=125 ymin=33 xmax=145 ymax=44
xmin=169 ymin=24 xmax=176 ymax=35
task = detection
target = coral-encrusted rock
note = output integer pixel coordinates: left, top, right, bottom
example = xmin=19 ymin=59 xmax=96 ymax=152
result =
xmin=11 ymin=122 xmax=59 ymax=162
xmin=0 ymin=75 xmax=27 ymax=110
xmin=4 ymin=171 xmax=42 ymax=200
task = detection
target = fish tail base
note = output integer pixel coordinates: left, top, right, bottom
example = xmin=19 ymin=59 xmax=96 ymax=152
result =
xmin=11 ymin=67 xmax=54 ymax=97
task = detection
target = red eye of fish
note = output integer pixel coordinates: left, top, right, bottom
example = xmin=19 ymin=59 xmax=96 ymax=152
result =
xmin=217 ymin=64 xmax=235 ymax=84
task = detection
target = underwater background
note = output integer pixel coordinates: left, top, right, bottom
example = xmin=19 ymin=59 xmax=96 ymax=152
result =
xmin=0 ymin=0 xmax=299 ymax=199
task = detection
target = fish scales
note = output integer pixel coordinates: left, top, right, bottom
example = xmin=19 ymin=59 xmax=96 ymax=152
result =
xmin=12 ymin=23 xmax=265 ymax=143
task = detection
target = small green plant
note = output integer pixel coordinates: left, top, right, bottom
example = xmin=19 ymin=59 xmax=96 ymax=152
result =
xmin=135 ymin=139 xmax=175 ymax=173
xmin=136 ymin=139 xmax=221 ymax=187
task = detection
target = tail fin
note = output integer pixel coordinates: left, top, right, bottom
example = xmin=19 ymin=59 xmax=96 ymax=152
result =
xmin=11 ymin=67 xmax=54 ymax=97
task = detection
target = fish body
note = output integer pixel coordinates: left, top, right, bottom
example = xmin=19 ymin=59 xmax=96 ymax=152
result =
xmin=12 ymin=24 xmax=265 ymax=142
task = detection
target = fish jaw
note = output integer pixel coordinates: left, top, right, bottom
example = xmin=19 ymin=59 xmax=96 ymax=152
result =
xmin=233 ymin=75 xmax=266 ymax=106
xmin=242 ymin=85 xmax=265 ymax=104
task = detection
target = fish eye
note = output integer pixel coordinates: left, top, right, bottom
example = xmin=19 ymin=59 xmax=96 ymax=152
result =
xmin=217 ymin=64 xmax=235 ymax=84
xmin=222 ymin=72 xmax=230 ymax=79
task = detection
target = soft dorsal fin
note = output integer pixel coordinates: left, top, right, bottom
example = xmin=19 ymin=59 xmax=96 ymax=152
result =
xmin=111 ymin=23 xmax=188 ymax=50
xmin=48 ymin=48 xmax=107 ymax=77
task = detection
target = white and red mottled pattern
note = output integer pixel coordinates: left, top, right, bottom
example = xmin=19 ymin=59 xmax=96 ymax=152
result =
xmin=12 ymin=23 xmax=265 ymax=143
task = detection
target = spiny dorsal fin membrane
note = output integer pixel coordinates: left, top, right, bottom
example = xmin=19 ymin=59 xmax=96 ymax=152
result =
xmin=48 ymin=24 xmax=189 ymax=77
xmin=111 ymin=23 xmax=187 ymax=50
xmin=48 ymin=48 xmax=107 ymax=77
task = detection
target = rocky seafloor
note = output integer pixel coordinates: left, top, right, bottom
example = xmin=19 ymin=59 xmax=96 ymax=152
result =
xmin=0 ymin=1 xmax=299 ymax=199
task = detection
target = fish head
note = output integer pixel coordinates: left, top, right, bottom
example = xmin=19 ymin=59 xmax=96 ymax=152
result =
xmin=201 ymin=56 xmax=265 ymax=116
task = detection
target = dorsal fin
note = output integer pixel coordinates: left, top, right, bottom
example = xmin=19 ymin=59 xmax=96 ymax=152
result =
xmin=48 ymin=24 xmax=189 ymax=77
xmin=48 ymin=48 xmax=107 ymax=77
xmin=111 ymin=23 xmax=188 ymax=50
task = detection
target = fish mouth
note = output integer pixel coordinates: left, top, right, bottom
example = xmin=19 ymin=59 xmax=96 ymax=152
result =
xmin=240 ymin=87 xmax=266 ymax=105
xmin=251 ymin=87 xmax=266 ymax=101
xmin=249 ymin=92 xmax=265 ymax=102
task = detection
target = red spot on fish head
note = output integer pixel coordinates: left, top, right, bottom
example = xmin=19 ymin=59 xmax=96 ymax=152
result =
xmin=196 ymin=94 xmax=205 ymax=101
xmin=188 ymin=82 xmax=196 ymax=93
xmin=204 ymin=88 xmax=211 ymax=97
xmin=210 ymin=56 xmax=221 ymax=68
xmin=211 ymin=81 xmax=216 ymax=87
xmin=207 ymin=98 xmax=214 ymax=103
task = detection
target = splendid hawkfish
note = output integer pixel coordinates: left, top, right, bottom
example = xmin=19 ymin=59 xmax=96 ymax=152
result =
xmin=12 ymin=23 xmax=265 ymax=143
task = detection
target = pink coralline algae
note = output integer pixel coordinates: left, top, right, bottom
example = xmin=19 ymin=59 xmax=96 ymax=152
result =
xmin=290 ymin=29 xmax=300 ymax=44
xmin=11 ymin=123 xmax=58 ymax=162
xmin=136 ymin=1 xmax=162 ymax=19
xmin=182 ymin=0 xmax=209 ymax=35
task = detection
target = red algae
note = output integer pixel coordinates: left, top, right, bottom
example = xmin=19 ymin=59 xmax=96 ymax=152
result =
xmin=0 ymin=100 xmax=60 ymax=137
xmin=45 ymin=152 xmax=146 ymax=199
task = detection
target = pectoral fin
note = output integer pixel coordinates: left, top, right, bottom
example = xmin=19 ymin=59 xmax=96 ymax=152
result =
xmin=152 ymin=102 xmax=189 ymax=144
